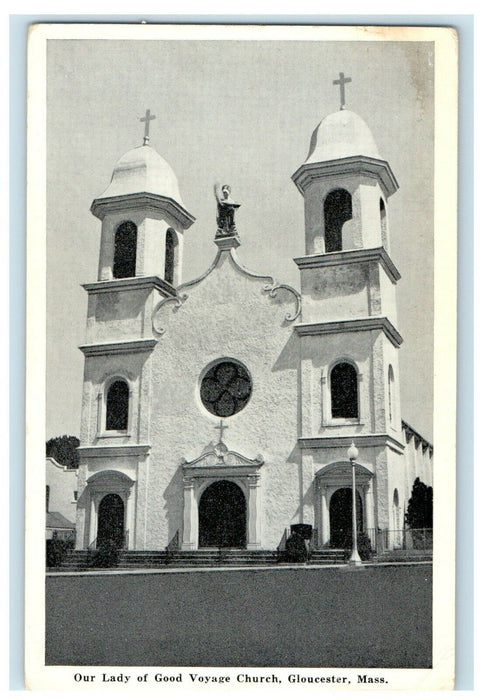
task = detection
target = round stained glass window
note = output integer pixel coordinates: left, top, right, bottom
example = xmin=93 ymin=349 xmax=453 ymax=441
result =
xmin=200 ymin=360 xmax=252 ymax=417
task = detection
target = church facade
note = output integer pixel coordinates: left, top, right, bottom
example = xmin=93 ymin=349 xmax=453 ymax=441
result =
xmin=74 ymin=102 xmax=432 ymax=554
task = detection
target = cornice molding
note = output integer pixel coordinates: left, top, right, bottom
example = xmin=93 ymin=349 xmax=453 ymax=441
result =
xmin=83 ymin=275 xmax=177 ymax=296
xmin=77 ymin=444 xmax=151 ymax=457
xmin=294 ymin=246 xmax=401 ymax=283
xmin=291 ymin=156 xmax=399 ymax=199
xmin=79 ymin=338 xmax=157 ymax=357
xmin=315 ymin=460 xmax=374 ymax=483
xmin=295 ymin=317 xmax=403 ymax=348
xmin=90 ymin=192 xmax=195 ymax=229
xmin=298 ymin=434 xmax=405 ymax=454
xmin=402 ymin=420 xmax=433 ymax=454
xmin=182 ymin=441 xmax=264 ymax=470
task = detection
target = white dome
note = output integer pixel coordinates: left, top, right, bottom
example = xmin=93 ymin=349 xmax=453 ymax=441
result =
xmin=305 ymin=109 xmax=381 ymax=164
xmin=98 ymin=145 xmax=185 ymax=206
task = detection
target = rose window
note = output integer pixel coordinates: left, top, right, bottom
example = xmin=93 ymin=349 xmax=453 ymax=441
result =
xmin=200 ymin=360 xmax=252 ymax=417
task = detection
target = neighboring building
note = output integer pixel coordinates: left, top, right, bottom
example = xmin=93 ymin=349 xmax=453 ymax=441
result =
xmin=74 ymin=98 xmax=432 ymax=553
xmin=46 ymin=457 xmax=78 ymax=540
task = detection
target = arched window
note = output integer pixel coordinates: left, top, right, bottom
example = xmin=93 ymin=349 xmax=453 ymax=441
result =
xmin=380 ymin=198 xmax=388 ymax=246
xmin=388 ymin=365 xmax=395 ymax=424
xmin=330 ymin=361 xmax=358 ymax=419
xmin=106 ymin=379 xmax=129 ymax=431
xmin=165 ymin=228 xmax=177 ymax=284
xmin=113 ymin=221 xmax=137 ymax=279
xmin=323 ymin=189 xmax=352 ymax=253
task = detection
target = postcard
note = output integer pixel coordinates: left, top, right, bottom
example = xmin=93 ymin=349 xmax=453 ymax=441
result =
xmin=25 ymin=23 xmax=457 ymax=691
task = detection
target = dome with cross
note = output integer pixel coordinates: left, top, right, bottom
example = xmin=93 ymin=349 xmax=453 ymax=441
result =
xmin=97 ymin=144 xmax=186 ymax=206
xmin=304 ymin=109 xmax=381 ymax=165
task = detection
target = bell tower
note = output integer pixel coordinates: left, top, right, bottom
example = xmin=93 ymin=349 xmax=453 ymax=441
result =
xmin=91 ymin=110 xmax=195 ymax=287
xmin=292 ymin=77 xmax=406 ymax=547
xmin=75 ymin=115 xmax=195 ymax=550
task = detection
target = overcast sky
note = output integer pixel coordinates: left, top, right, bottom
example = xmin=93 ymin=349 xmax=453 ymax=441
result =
xmin=46 ymin=36 xmax=434 ymax=441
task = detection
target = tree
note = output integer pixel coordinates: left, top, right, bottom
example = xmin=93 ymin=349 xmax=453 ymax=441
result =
xmin=405 ymin=478 xmax=433 ymax=529
xmin=46 ymin=435 xmax=80 ymax=469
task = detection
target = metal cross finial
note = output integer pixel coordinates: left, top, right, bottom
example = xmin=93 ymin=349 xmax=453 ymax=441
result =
xmin=140 ymin=109 xmax=156 ymax=145
xmin=216 ymin=419 xmax=228 ymax=443
xmin=333 ymin=72 xmax=352 ymax=110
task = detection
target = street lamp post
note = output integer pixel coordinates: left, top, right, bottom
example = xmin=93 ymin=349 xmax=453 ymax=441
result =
xmin=347 ymin=442 xmax=362 ymax=566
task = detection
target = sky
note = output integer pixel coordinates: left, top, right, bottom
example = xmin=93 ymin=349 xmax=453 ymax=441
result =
xmin=45 ymin=35 xmax=434 ymax=441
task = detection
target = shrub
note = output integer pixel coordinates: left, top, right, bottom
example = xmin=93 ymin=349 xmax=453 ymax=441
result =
xmin=333 ymin=532 xmax=374 ymax=561
xmin=356 ymin=532 xmax=374 ymax=561
xmin=405 ymin=478 xmax=433 ymax=529
xmin=46 ymin=435 xmax=80 ymax=469
xmin=283 ymin=533 xmax=309 ymax=562
xmin=46 ymin=537 xmax=74 ymax=568
xmin=92 ymin=539 xmax=120 ymax=568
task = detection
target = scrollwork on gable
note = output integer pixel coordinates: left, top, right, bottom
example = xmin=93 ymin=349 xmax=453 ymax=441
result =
xmin=152 ymin=294 xmax=188 ymax=336
xmin=263 ymin=283 xmax=302 ymax=322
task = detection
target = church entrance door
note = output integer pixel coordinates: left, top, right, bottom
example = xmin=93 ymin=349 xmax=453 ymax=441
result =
xmin=329 ymin=487 xmax=363 ymax=548
xmin=97 ymin=493 xmax=125 ymax=549
xmin=199 ymin=480 xmax=246 ymax=548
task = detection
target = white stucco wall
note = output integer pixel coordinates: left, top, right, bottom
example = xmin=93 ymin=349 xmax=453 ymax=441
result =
xmin=142 ymin=249 xmax=301 ymax=549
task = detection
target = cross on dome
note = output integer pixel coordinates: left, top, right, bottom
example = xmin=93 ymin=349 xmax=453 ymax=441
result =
xmin=333 ymin=72 xmax=352 ymax=110
xmin=140 ymin=109 xmax=156 ymax=145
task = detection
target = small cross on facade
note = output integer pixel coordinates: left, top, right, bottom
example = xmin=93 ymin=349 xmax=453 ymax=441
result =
xmin=216 ymin=419 xmax=228 ymax=444
xmin=140 ymin=109 xmax=156 ymax=145
xmin=333 ymin=72 xmax=352 ymax=110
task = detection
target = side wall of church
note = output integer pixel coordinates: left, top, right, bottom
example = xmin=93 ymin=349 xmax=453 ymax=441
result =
xmin=386 ymin=447 xmax=408 ymax=532
xmin=403 ymin=432 xmax=433 ymax=491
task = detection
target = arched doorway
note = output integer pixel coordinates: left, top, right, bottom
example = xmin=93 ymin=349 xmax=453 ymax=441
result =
xmin=97 ymin=494 xmax=125 ymax=549
xmin=329 ymin=487 xmax=363 ymax=548
xmin=199 ymin=480 xmax=246 ymax=548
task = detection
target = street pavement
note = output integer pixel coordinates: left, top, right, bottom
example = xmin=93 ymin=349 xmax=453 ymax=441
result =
xmin=46 ymin=563 xmax=432 ymax=668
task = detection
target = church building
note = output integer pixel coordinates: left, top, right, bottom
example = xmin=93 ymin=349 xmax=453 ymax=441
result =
xmin=74 ymin=83 xmax=432 ymax=556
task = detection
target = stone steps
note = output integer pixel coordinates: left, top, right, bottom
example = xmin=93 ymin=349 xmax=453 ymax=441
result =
xmin=54 ymin=548 xmax=348 ymax=571
xmin=310 ymin=549 xmax=347 ymax=563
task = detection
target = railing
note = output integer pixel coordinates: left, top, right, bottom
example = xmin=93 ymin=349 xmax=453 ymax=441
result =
xmin=369 ymin=528 xmax=433 ymax=552
xmin=87 ymin=530 xmax=129 ymax=552
xmin=277 ymin=527 xmax=291 ymax=552
xmin=166 ymin=530 xmax=180 ymax=551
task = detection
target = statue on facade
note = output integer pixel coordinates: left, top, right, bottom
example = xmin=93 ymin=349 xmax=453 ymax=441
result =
xmin=214 ymin=183 xmax=240 ymax=236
